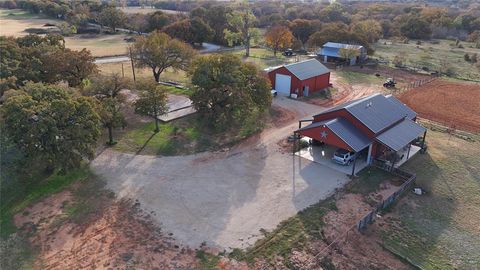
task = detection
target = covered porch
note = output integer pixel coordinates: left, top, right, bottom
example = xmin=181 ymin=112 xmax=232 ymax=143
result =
xmin=295 ymin=117 xmax=373 ymax=176
xmin=374 ymin=118 xmax=427 ymax=170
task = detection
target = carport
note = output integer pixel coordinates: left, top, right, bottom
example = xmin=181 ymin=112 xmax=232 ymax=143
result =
xmin=295 ymin=117 xmax=373 ymax=176
xmin=296 ymin=144 xmax=369 ymax=175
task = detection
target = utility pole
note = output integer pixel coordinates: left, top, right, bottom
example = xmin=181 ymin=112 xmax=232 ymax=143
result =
xmin=121 ymin=63 xmax=125 ymax=78
xmin=129 ymin=47 xmax=136 ymax=81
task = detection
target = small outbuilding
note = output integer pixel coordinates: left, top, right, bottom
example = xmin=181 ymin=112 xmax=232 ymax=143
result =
xmin=266 ymin=59 xmax=331 ymax=97
xmin=317 ymin=42 xmax=367 ymax=65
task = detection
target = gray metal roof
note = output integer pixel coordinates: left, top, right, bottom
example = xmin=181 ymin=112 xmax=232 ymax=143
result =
xmin=376 ymin=118 xmax=426 ymax=152
xmin=284 ymin=59 xmax=330 ymax=80
xmin=323 ymin=42 xmax=364 ymax=50
xmin=385 ymin=95 xmax=417 ymax=120
xmin=314 ymin=94 xmax=415 ymax=134
xmin=298 ymin=117 xmax=372 ymax=152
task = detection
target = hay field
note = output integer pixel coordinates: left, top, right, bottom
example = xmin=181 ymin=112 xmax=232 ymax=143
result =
xmin=0 ymin=9 xmax=58 ymax=36
xmin=0 ymin=9 xmax=133 ymax=57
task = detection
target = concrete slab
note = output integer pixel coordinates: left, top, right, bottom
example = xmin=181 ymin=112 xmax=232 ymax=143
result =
xmin=167 ymin=94 xmax=192 ymax=111
xmin=395 ymin=144 xmax=421 ymax=168
xmin=296 ymin=145 xmax=369 ymax=175
xmin=158 ymin=106 xmax=196 ymax=122
xmin=157 ymin=94 xmax=196 ymax=122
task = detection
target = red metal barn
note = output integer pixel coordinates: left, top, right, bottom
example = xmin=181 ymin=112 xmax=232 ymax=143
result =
xmin=267 ymin=59 xmax=330 ymax=97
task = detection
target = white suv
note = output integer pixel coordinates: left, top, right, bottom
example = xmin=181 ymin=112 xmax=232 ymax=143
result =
xmin=332 ymin=149 xmax=355 ymax=165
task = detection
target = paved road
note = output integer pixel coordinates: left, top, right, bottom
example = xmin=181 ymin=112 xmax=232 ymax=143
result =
xmin=91 ymin=97 xmax=350 ymax=250
xmin=94 ymin=43 xmax=233 ymax=64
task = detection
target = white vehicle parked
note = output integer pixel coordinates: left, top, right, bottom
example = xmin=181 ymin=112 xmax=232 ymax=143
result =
xmin=332 ymin=149 xmax=356 ymax=165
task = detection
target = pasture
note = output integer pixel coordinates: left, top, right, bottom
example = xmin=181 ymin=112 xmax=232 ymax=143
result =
xmin=374 ymin=39 xmax=480 ymax=82
xmin=0 ymin=9 xmax=132 ymax=57
xmin=380 ymin=130 xmax=480 ymax=270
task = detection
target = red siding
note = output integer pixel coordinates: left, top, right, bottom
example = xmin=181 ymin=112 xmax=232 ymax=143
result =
xmin=268 ymin=67 xmax=300 ymax=94
xmin=297 ymin=125 xmax=353 ymax=152
xmin=313 ymin=109 xmax=375 ymax=138
xmin=299 ymin=73 xmax=331 ymax=95
xmin=268 ymin=67 xmax=330 ymax=97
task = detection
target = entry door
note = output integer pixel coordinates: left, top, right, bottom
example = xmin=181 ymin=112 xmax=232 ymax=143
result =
xmin=303 ymin=85 xmax=309 ymax=97
xmin=275 ymin=74 xmax=291 ymax=95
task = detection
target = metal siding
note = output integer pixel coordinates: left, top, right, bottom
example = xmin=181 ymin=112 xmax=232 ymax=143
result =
xmin=313 ymin=109 xmax=376 ymax=139
xmin=376 ymin=119 xmax=426 ymax=152
xmin=298 ymin=118 xmax=372 ymax=152
xmin=315 ymin=94 xmax=418 ymax=135
xmin=328 ymin=118 xmax=372 ymax=152
xmin=268 ymin=67 xmax=300 ymax=94
xmin=320 ymin=47 xmax=340 ymax=58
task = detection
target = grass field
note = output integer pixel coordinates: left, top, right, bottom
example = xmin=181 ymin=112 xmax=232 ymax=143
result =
xmin=114 ymin=113 xmax=266 ymax=156
xmin=98 ymin=62 xmax=191 ymax=84
xmin=0 ymin=8 xmax=58 ymax=36
xmin=374 ymin=39 xmax=480 ymax=81
xmin=228 ymin=48 xmax=293 ymax=69
xmin=335 ymin=70 xmax=385 ymax=85
xmin=380 ymin=130 xmax=480 ymax=269
xmin=64 ymin=34 xmax=132 ymax=57
xmin=0 ymin=9 xmax=132 ymax=57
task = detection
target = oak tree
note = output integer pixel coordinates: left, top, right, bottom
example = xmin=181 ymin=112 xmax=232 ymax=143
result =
xmin=130 ymin=31 xmax=196 ymax=82
xmin=189 ymin=54 xmax=271 ymax=129
xmin=85 ymin=74 xmax=130 ymax=145
xmin=2 ymin=83 xmax=101 ymax=171
xmin=224 ymin=9 xmax=261 ymax=57
xmin=98 ymin=7 xmax=127 ymax=32
xmin=133 ymin=79 xmax=168 ymax=133
xmin=264 ymin=25 xmax=294 ymax=56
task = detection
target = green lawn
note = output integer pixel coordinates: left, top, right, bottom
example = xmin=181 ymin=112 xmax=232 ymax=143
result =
xmin=335 ymin=70 xmax=384 ymax=85
xmin=373 ymin=39 xmax=480 ymax=82
xmin=114 ymin=114 xmax=265 ymax=156
xmin=228 ymin=48 xmax=292 ymax=69
xmin=380 ymin=130 xmax=480 ymax=269
xmin=162 ymin=85 xmax=193 ymax=97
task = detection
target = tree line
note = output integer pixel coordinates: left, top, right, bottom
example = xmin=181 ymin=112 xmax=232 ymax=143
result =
xmin=1 ymin=32 xmax=271 ymax=175
xmin=4 ymin=0 xmax=479 ymax=57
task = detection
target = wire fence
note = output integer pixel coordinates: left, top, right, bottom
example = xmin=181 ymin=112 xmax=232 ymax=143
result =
xmin=357 ymin=165 xmax=416 ymax=232
xmin=400 ymin=76 xmax=438 ymax=92
xmin=299 ymin=162 xmax=416 ymax=270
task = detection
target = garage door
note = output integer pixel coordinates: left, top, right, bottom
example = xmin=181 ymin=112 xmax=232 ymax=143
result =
xmin=275 ymin=74 xmax=291 ymax=95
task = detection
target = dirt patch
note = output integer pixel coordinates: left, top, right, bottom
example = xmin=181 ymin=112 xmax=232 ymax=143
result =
xmin=288 ymin=180 xmax=411 ymax=270
xmin=306 ymin=72 xmax=385 ymax=107
xmin=344 ymin=65 xmax=431 ymax=84
xmin=270 ymin=105 xmax=297 ymax=127
xmin=13 ymin=182 xmax=201 ymax=270
xmin=398 ymin=80 xmax=480 ymax=133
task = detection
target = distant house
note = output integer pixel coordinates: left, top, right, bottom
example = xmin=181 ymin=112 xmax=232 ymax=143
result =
xmin=317 ymin=42 xmax=367 ymax=65
xmin=266 ymin=59 xmax=331 ymax=97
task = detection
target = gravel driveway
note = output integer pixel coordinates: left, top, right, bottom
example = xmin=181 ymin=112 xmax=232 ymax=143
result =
xmin=91 ymin=97 xmax=350 ymax=249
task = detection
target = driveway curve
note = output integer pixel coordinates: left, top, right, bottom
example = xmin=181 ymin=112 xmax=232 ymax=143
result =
xmin=91 ymin=97 xmax=350 ymax=249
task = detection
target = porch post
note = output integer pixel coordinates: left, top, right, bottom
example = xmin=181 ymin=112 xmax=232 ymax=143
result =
xmin=367 ymin=144 xmax=373 ymax=164
xmin=406 ymin=143 xmax=412 ymax=159
xmin=421 ymin=130 xmax=427 ymax=149
xmin=391 ymin=153 xmax=397 ymax=172
xmin=351 ymin=153 xmax=357 ymax=177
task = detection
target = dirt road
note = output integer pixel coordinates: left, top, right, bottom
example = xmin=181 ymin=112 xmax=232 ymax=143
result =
xmin=91 ymin=97 xmax=351 ymax=250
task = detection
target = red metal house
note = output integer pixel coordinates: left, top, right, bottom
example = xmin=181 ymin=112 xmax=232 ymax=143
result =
xmin=267 ymin=59 xmax=330 ymax=97
xmin=296 ymin=94 xmax=427 ymax=175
